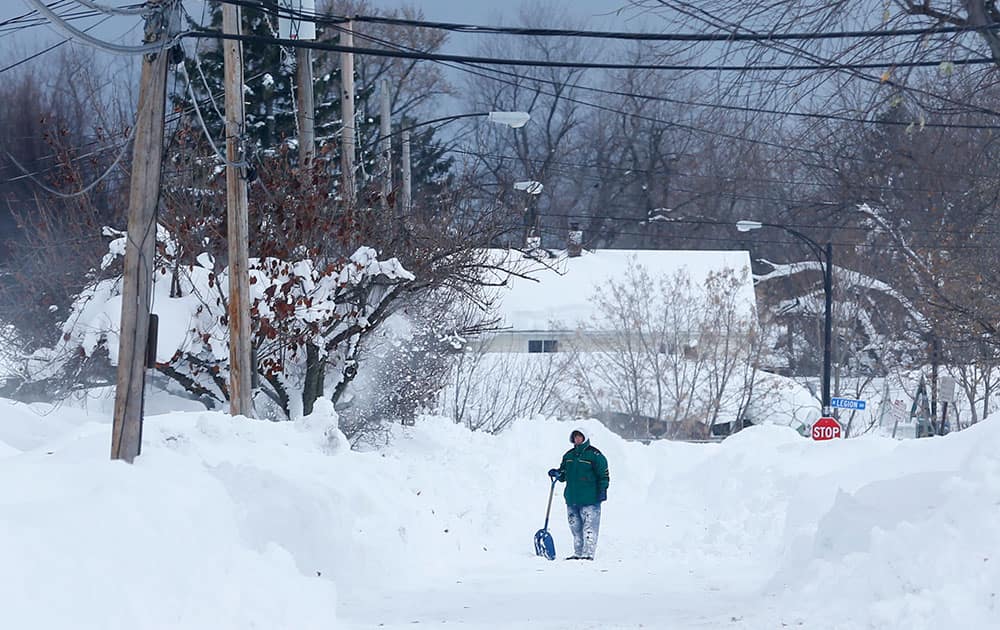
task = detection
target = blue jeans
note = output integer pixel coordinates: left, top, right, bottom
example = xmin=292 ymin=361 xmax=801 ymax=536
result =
xmin=566 ymin=503 xmax=601 ymax=558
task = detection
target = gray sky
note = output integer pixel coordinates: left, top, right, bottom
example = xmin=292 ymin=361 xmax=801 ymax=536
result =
xmin=377 ymin=0 xmax=632 ymax=25
xmin=1 ymin=1 xmax=645 ymax=61
xmin=0 ymin=0 xmax=649 ymax=118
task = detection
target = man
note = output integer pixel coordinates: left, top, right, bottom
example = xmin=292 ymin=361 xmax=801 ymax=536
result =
xmin=548 ymin=428 xmax=610 ymax=560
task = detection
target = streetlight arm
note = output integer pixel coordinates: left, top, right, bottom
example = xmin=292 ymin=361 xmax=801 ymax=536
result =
xmin=778 ymin=224 xmax=828 ymax=267
xmin=736 ymin=217 xmax=834 ymax=416
xmin=361 ymin=111 xmax=530 ymax=151
xmin=742 ymin=220 xmax=826 ymax=266
xmin=394 ymin=112 xmax=487 ymax=136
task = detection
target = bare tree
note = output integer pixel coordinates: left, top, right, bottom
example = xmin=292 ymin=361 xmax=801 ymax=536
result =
xmin=578 ymin=259 xmax=759 ymax=439
xmin=464 ymin=1 xmax=591 ymax=246
xmin=443 ymin=340 xmax=575 ymax=433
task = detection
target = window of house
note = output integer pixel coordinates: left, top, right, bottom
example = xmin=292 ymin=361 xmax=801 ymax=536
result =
xmin=528 ymin=339 xmax=559 ymax=353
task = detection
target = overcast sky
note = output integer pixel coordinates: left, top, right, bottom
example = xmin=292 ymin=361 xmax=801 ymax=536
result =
xmin=377 ymin=0 xmax=633 ymax=25
xmin=2 ymin=1 xmax=644 ymax=52
xmin=1 ymin=1 xmax=650 ymax=114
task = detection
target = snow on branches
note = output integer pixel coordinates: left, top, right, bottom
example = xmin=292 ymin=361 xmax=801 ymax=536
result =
xmin=34 ymin=225 xmax=414 ymax=417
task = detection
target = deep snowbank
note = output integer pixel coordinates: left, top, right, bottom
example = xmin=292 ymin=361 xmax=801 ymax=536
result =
xmin=1 ymin=396 xmax=997 ymax=628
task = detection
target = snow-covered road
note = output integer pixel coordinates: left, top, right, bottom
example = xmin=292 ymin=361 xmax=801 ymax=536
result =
xmin=339 ymin=559 xmax=771 ymax=629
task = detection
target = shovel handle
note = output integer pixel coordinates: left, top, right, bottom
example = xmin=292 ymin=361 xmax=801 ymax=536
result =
xmin=543 ymin=476 xmax=557 ymax=530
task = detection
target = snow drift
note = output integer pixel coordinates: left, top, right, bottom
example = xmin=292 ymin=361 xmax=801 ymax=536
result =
xmin=0 ymin=396 xmax=997 ymax=628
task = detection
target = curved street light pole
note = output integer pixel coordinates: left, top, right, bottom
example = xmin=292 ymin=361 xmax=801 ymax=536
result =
xmin=366 ymin=110 xmax=530 ymax=149
xmin=737 ymin=220 xmax=833 ymax=416
xmin=363 ymin=109 xmax=529 ymax=214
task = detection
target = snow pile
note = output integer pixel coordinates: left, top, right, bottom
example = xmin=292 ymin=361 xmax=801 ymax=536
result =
xmin=769 ymin=421 xmax=1000 ymax=627
xmin=0 ymin=405 xmax=337 ymax=630
xmin=1 ymin=395 xmax=998 ymax=628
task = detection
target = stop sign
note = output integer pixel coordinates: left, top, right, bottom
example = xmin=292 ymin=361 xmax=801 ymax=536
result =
xmin=812 ymin=417 xmax=842 ymax=441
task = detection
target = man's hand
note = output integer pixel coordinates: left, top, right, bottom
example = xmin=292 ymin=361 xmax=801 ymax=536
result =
xmin=597 ymin=489 xmax=607 ymax=502
xmin=548 ymin=468 xmax=564 ymax=482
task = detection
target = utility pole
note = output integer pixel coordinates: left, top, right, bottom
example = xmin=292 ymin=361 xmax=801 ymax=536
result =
xmin=379 ymin=78 xmax=392 ymax=209
xmin=821 ymin=241 xmax=833 ymax=416
xmin=339 ymin=19 xmax=356 ymax=203
xmin=401 ymin=130 xmax=412 ymax=215
xmin=930 ymin=333 xmax=940 ymax=434
xmin=111 ymin=1 xmax=174 ymax=462
xmin=223 ymin=2 xmax=253 ymax=417
xmin=295 ymin=47 xmax=315 ymax=167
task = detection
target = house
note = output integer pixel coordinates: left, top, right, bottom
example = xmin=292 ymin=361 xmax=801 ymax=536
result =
xmin=440 ymin=247 xmax=803 ymax=439
xmin=479 ymin=248 xmax=758 ymax=354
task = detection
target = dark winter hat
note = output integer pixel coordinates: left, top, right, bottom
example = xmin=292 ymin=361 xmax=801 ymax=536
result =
xmin=569 ymin=429 xmax=586 ymax=444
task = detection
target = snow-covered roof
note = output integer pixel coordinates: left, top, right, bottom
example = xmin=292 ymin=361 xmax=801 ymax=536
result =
xmin=485 ymin=248 xmax=756 ymax=331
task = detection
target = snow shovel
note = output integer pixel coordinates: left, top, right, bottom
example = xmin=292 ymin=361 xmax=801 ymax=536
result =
xmin=534 ymin=477 xmax=557 ymax=560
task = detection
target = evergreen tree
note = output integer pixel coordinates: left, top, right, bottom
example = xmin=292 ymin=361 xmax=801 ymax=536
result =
xmin=174 ymin=1 xmax=452 ymax=197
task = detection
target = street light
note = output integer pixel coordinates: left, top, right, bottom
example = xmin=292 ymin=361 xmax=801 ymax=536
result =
xmin=737 ymin=219 xmax=834 ymax=416
xmin=514 ymin=180 xmax=544 ymax=195
xmin=375 ymin=111 xmax=532 ymax=144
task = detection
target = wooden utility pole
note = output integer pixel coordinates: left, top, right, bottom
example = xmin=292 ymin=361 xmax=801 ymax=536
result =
xmin=295 ymin=47 xmax=315 ymax=167
xmin=339 ymin=19 xmax=356 ymax=202
xmin=223 ymin=2 xmax=254 ymax=417
xmin=401 ymin=130 xmax=412 ymax=214
xmin=379 ymin=78 xmax=392 ymax=209
xmin=111 ymin=1 xmax=172 ymax=462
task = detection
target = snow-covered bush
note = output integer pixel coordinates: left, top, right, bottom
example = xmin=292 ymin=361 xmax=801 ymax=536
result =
xmin=26 ymin=223 xmax=413 ymax=420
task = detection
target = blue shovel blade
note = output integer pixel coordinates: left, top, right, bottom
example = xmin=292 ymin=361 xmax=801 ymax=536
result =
xmin=534 ymin=528 xmax=556 ymax=560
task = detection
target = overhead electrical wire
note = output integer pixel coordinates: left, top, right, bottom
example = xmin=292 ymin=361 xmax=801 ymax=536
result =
xmin=330 ymin=13 xmax=1000 ymax=132
xmin=528 ymin=218 xmax=998 ymax=253
xmin=422 ymin=142 xmax=1000 ymax=198
xmin=0 ymin=13 xmax=115 ymax=74
xmin=0 ymin=3 xmax=102 ymax=37
xmin=24 ymin=0 xmax=183 ymax=56
xmin=332 ymin=21 xmax=1000 ymax=182
xmin=186 ymin=27 xmax=1000 ymax=73
xmin=216 ymin=0 xmax=1000 ymax=44
xmin=313 ymin=2 xmax=1000 ymax=126
xmin=13 ymin=1 xmax=997 ymax=235
xmin=72 ymin=0 xmax=150 ymax=17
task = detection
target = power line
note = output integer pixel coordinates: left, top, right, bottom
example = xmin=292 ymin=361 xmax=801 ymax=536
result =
xmin=186 ymin=28 xmax=1000 ymax=73
xmin=2 ymin=57 xmax=275 ymax=186
xmin=530 ymin=219 xmax=999 ymax=253
xmin=73 ymin=1 xmax=150 ymax=17
xmin=0 ymin=1 xmax=75 ymax=28
xmin=544 ymin=212 xmax=1000 ymax=240
xmin=218 ymin=0 xmax=1000 ymax=44
xmin=228 ymin=0 xmax=1000 ymax=124
xmin=0 ymin=4 xmax=102 ymax=38
xmin=650 ymin=1 xmax=1000 ymax=123
xmin=0 ymin=14 xmax=114 ymax=74
xmin=422 ymin=141 xmax=1000 ymax=198
xmin=24 ymin=0 xmax=182 ymax=56
xmin=327 ymin=19 xmax=1000 ymax=181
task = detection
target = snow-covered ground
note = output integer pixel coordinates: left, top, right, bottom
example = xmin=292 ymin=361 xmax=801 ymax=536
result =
xmin=1 ymin=394 xmax=997 ymax=629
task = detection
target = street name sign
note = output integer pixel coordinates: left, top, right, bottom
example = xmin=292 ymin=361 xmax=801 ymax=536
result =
xmin=830 ymin=397 xmax=866 ymax=410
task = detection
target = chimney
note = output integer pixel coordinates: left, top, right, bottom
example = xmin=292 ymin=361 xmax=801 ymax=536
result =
xmin=567 ymin=222 xmax=583 ymax=257
xmin=526 ymin=228 xmax=541 ymax=251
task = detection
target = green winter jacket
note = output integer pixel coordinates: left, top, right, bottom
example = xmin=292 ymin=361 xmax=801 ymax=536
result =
xmin=557 ymin=438 xmax=610 ymax=506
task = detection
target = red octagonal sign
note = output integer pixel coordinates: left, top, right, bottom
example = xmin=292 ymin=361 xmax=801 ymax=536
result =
xmin=812 ymin=417 xmax=842 ymax=441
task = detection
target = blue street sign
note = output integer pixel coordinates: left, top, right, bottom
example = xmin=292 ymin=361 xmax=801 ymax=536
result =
xmin=830 ymin=397 xmax=866 ymax=410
